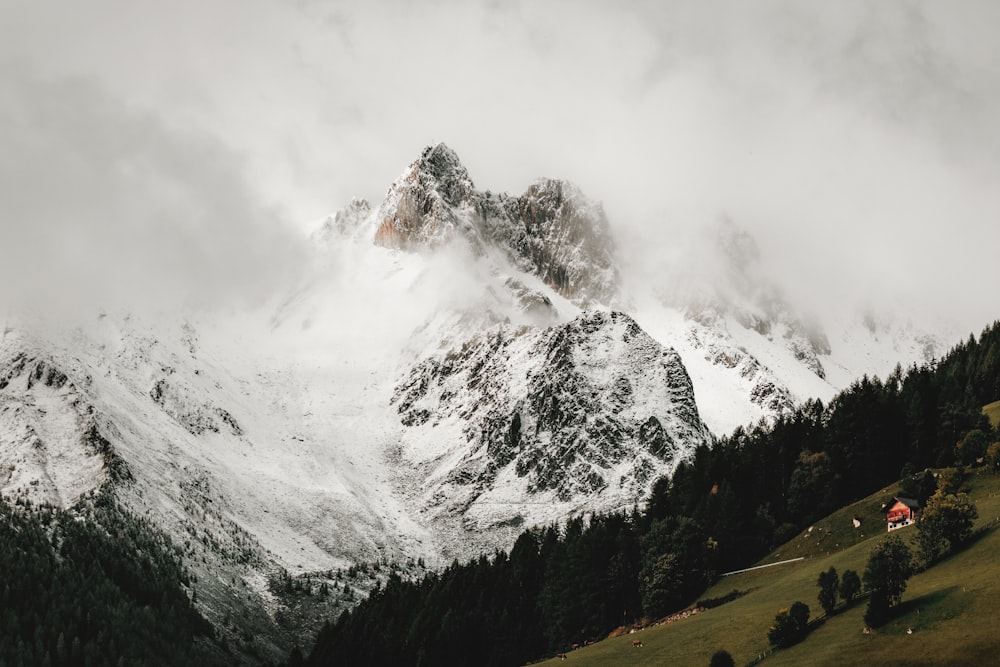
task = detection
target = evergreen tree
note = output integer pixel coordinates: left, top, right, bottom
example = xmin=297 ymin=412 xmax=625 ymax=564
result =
xmin=958 ymin=429 xmax=989 ymax=465
xmin=816 ymin=567 xmax=839 ymax=616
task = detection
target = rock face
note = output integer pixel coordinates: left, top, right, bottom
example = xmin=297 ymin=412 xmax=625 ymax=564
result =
xmin=392 ymin=310 xmax=711 ymax=549
xmin=0 ymin=349 xmax=122 ymax=506
xmin=374 ymin=143 xmax=618 ymax=304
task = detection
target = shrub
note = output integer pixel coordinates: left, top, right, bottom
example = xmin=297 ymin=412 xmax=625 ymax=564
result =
xmin=768 ymin=601 xmax=810 ymax=648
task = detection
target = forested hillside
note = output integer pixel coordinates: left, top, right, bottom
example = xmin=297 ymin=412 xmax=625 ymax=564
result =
xmin=0 ymin=490 xmax=224 ymax=667
xmin=306 ymin=321 xmax=1000 ymax=667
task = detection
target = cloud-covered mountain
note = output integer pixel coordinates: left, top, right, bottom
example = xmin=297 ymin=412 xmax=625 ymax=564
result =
xmin=0 ymin=143 xmax=956 ymax=658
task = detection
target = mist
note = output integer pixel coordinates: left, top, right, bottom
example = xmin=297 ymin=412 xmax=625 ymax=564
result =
xmin=1 ymin=1 xmax=998 ymax=333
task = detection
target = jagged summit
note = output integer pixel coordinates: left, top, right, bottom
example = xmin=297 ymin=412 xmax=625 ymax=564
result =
xmin=392 ymin=308 xmax=711 ymax=554
xmin=374 ymin=144 xmax=619 ymax=304
xmin=373 ymin=143 xmax=475 ymax=249
xmin=413 ymin=142 xmax=475 ymax=206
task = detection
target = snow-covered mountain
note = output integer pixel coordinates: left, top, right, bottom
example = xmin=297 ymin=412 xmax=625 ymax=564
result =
xmin=0 ymin=142 xmax=955 ymax=656
xmin=625 ymin=217 xmax=954 ymax=435
xmin=392 ymin=309 xmax=710 ymax=555
xmin=371 ymin=143 xmax=618 ymax=305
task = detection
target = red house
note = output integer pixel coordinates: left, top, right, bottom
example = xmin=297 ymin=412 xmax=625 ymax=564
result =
xmin=886 ymin=497 xmax=920 ymax=532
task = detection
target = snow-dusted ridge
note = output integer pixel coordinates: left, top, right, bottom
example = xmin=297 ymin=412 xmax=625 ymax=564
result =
xmin=372 ymin=143 xmax=618 ymax=306
xmin=391 ymin=309 xmax=711 ymax=557
xmin=0 ymin=143 xmax=958 ymax=655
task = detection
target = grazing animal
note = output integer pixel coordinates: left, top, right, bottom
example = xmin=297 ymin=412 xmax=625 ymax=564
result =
xmin=633 ymin=640 xmax=643 ymax=648
xmin=556 ymin=654 xmax=567 ymax=661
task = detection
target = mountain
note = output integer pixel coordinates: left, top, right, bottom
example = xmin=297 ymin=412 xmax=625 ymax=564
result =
xmin=627 ymin=217 xmax=953 ymax=435
xmin=0 ymin=143 xmax=957 ymax=659
xmin=372 ymin=143 xmax=618 ymax=305
xmin=392 ymin=309 xmax=710 ymax=555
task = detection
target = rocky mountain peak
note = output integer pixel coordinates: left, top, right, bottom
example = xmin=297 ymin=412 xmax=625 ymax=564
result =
xmin=373 ymin=143 xmax=476 ymax=249
xmin=392 ymin=308 xmax=710 ymax=552
xmin=505 ymin=178 xmax=617 ymax=303
xmin=415 ymin=143 xmax=475 ymax=206
xmin=373 ymin=145 xmax=619 ymax=304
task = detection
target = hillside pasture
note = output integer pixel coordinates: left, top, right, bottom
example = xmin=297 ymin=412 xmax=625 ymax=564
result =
xmin=535 ymin=472 xmax=1000 ymax=667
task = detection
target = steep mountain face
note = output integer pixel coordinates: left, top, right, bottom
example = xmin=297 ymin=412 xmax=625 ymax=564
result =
xmin=374 ymin=143 xmax=618 ymax=305
xmin=0 ymin=314 xmax=428 ymax=660
xmin=0 ymin=143 xmax=959 ymax=660
xmin=391 ymin=310 xmax=710 ymax=553
xmin=0 ymin=347 xmax=124 ymax=505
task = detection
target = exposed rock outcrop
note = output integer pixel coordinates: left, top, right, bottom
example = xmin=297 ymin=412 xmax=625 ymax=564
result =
xmin=374 ymin=144 xmax=618 ymax=304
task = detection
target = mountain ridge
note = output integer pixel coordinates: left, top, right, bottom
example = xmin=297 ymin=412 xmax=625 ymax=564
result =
xmin=0 ymin=143 xmax=963 ymax=660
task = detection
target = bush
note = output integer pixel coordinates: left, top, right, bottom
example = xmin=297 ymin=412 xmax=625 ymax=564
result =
xmin=768 ymin=601 xmax=810 ymax=648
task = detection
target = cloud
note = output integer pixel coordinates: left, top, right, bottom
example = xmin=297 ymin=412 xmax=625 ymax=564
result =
xmin=0 ymin=69 xmax=305 ymax=316
xmin=2 ymin=0 xmax=998 ymax=332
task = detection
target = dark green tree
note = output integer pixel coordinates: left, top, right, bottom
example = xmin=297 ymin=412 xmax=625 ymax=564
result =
xmin=916 ymin=490 xmax=978 ymax=563
xmin=639 ymin=517 xmax=710 ymax=619
xmin=863 ymin=535 xmax=913 ymax=627
xmin=938 ymin=466 xmax=968 ymax=495
xmin=816 ymin=567 xmax=839 ymax=616
xmin=787 ymin=451 xmax=836 ymax=523
xmin=958 ymin=429 xmax=989 ymax=466
xmin=640 ymin=551 xmax=685 ymax=619
xmin=839 ymin=569 xmax=861 ymax=604
xmin=899 ymin=468 xmax=937 ymax=504
xmin=768 ymin=601 xmax=810 ymax=648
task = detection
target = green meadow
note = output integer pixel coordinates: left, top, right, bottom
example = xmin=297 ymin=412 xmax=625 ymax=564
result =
xmin=536 ymin=471 xmax=1000 ymax=667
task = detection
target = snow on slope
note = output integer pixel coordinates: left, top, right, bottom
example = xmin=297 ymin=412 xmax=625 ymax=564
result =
xmin=625 ymin=219 xmax=955 ymax=436
xmin=390 ymin=309 xmax=711 ymax=557
xmin=0 ymin=142 xmax=964 ymax=658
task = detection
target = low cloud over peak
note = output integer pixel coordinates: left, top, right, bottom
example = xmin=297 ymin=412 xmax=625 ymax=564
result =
xmin=1 ymin=1 xmax=998 ymax=333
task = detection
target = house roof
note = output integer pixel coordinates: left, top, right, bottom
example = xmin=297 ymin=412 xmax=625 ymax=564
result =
xmin=893 ymin=497 xmax=921 ymax=510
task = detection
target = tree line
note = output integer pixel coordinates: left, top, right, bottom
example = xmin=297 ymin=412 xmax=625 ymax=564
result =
xmin=304 ymin=322 xmax=1000 ymax=666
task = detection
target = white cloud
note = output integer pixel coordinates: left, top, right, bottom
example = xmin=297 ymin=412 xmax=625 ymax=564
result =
xmin=0 ymin=69 xmax=305 ymax=315
xmin=1 ymin=0 xmax=998 ymax=331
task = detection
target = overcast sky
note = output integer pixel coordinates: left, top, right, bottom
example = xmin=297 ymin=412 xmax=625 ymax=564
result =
xmin=1 ymin=0 xmax=998 ymax=331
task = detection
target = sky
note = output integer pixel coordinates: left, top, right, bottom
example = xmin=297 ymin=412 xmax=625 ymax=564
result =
xmin=1 ymin=0 xmax=998 ymax=331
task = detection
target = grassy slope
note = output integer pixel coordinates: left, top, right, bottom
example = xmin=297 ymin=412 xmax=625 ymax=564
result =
xmin=984 ymin=400 xmax=1000 ymax=428
xmin=535 ymin=472 xmax=1000 ymax=667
